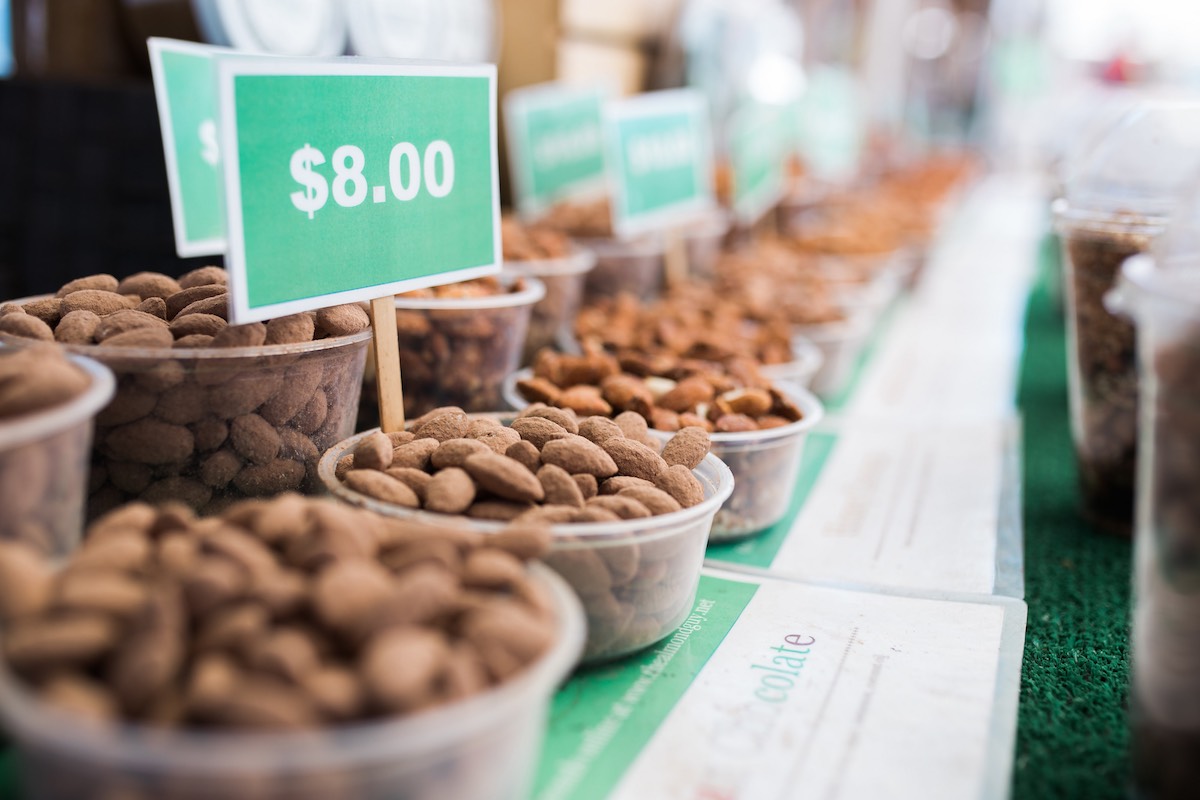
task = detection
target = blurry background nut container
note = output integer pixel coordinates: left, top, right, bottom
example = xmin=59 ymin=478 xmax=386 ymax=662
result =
xmin=537 ymin=198 xmax=667 ymax=304
xmin=648 ymin=381 xmax=822 ymax=540
xmin=1050 ymin=105 xmax=1200 ymax=534
xmin=359 ymin=275 xmax=545 ymax=426
xmin=504 ymin=361 xmax=822 ymax=541
xmin=318 ymin=411 xmax=735 ymax=663
xmin=0 ymin=347 xmax=114 ymax=555
xmin=793 ymin=312 xmax=874 ymax=399
xmin=1113 ymin=246 xmax=1200 ymax=798
xmin=0 ymin=495 xmax=585 ymax=800
xmin=499 ymin=216 xmax=595 ymax=365
xmin=0 ymin=267 xmax=372 ymax=518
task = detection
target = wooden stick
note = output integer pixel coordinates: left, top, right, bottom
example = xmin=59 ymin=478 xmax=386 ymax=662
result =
xmin=369 ymin=295 xmax=405 ymax=433
xmin=664 ymin=228 xmax=688 ymax=290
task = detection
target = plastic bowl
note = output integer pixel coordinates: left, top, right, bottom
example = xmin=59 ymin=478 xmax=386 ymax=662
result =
xmin=760 ymin=335 xmax=824 ymax=390
xmin=360 ymin=276 xmax=545 ymax=425
xmin=1 ymin=318 xmax=370 ymax=519
xmin=573 ymin=236 xmax=666 ymax=305
xmin=683 ymin=212 xmax=732 ymax=283
xmin=0 ymin=562 xmax=584 ymax=800
xmin=501 ymin=250 xmax=595 ymax=365
xmin=795 ymin=313 xmax=873 ymax=399
xmin=319 ymin=432 xmax=734 ymax=663
xmin=629 ymin=382 xmax=822 ymax=541
xmin=0 ymin=352 xmax=114 ymax=555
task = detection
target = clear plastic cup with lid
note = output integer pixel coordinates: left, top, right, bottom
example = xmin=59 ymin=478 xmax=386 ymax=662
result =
xmin=1052 ymin=102 xmax=1200 ymax=535
xmin=1108 ymin=181 xmax=1200 ymax=796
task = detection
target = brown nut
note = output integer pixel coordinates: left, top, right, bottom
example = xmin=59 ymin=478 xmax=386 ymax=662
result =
xmin=660 ymin=426 xmax=711 ymax=470
xmin=540 ymin=436 xmax=619 ymax=478
xmin=425 ymin=467 xmax=477 ymax=514
xmin=463 ymin=452 xmax=546 ymax=503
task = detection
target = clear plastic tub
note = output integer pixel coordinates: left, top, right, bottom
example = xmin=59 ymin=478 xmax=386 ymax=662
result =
xmin=0 ymin=562 xmax=584 ymax=800
xmin=760 ymin=335 xmax=824 ymax=389
xmin=574 ymin=236 xmax=666 ymax=305
xmin=1053 ymin=103 xmax=1200 ymax=534
xmin=1054 ymin=207 xmax=1158 ymax=534
xmin=796 ymin=313 xmax=873 ymax=399
xmin=682 ymin=212 xmax=732 ymax=283
xmin=367 ymin=276 xmax=544 ymax=423
xmin=502 ymin=252 xmax=595 ymax=365
xmin=1110 ymin=253 xmax=1200 ymax=799
xmin=822 ymin=252 xmax=905 ymax=323
xmin=0 ymin=353 xmax=114 ymax=555
xmin=2 ymin=320 xmax=370 ymax=519
xmin=647 ymin=382 xmax=824 ymax=541
xmin=319 ymin=432 xmax=734 ymax=663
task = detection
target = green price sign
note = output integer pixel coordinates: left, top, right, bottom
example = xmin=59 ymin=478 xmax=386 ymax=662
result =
xmin=604 ymin=89 xmax=715 ymax=238
xmin=216 ymin=59 xmax=500 ymax=324
xmin=729 ymin=101 xmax=789 ymax=224
xmin=149 ymin=38 xmax=228 ymax=257
xmin=504 ymin=82 xmax=607 ymax=218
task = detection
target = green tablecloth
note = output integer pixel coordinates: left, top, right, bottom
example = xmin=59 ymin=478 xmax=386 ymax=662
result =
xmin=1012 ymin=237 xmax=1132 ymax=798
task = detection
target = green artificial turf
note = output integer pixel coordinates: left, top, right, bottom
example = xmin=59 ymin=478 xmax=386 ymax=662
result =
xmin=1012 ymin=234 xmax=1133 ymax=798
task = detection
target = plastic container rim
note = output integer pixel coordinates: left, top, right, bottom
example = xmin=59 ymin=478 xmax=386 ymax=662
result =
xmin=570 ymin=234 xmax=665 ymax=258
xmin=0 ymin=353 xmax=115 ymax=451
xmin=761 ymin=335 xmax=824 ymax=381
xmin=392 ymin=275 xmax=547 ymax=311
xmin=0 ymin=561 xmax=585 ymax=773
xmin=501 ymin=248 xmax=596 ymax=278
xmin=1051 ymin=198 xmax=1168 ymax=239
xmin=319 ymin=435 xmax=734 ymax=542
xmin=3 ymin=295 xmax=374 ymax=360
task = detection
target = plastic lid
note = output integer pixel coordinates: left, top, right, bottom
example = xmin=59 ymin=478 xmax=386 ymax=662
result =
xmin=1110 ymin=182 xmax=1200 ymax=317
xmin=1062 ymin=102 xmax=1200 ymax=220
xmin=191 ymin=0 xmax=347 ymax=56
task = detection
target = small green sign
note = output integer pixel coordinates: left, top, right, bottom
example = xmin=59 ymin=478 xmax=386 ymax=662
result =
xmin=149 ymin=38 xmax=228 ymax=257
xmin=216 ymin=59 xmax=500 ymax=324
xmin=729 ymin=101 xmax=789 ymax=224
xmin=504 ymin=83 xmax=607 ymax=217
xmin=604 ymin=89 xmax=715 ymax=238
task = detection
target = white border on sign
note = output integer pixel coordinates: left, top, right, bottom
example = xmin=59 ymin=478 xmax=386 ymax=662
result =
xmin=729 ymin=103 xmax=787 ymax=227
xmin=503 ymin=81 xmax=609 ymax=220
xmin=603 ymin=88 xmax=716 ymax=240
xmin=148 ymin=37 xmax=230 ymax=258
xmin=215 ymin=57 xmax=501 ymax=325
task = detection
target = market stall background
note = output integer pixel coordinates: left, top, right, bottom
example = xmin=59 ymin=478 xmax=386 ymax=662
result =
xmin=2 ymin=0 xmax=1198 ymax=798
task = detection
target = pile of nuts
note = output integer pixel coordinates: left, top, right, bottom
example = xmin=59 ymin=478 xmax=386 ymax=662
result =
xmin=0 ymin=266 xmax=365 ymax=349
xmin=536 ymin=197 xmax=614 ymax=239
xmin=380 ymin=276 xmax=533 ymax=420
xmin=0 ymin=494 xmax=560 ymax=735
xmin=517 ymin=346 xmax=803 ymax=433
xmin=501 ymin=216 xmax=574 ymax=262
xmin=0 ymin=267 xmax=371 ymax=517
xmin=784 ymin=192 xmax=909 ymax=257
xmin=574 ymin=287 xmax=796 ymax=367
xmin=712 ymin=241 xmax=846 ymax=327
xmin=0 ymin=346 xmax=95 ymax=554
xmin=501 ymin=216 xmax=592 ymax=365
xmin=336 ymin=405 xmax=711 ymax=524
